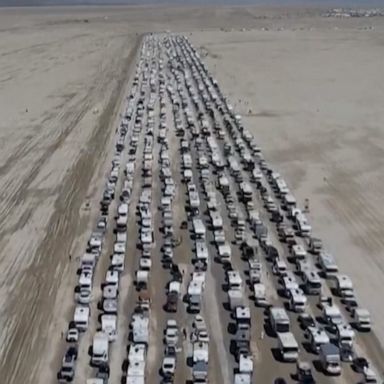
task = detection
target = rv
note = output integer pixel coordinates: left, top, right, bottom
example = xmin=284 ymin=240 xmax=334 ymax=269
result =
xmin=306 ymin=326 xmax=330 ymax=353
xmin=318 ymin=252 xmax=339 ymax=278
xmin=188 ymin=281 xmax=203 ymax=313
xmin=290 ymin=244 xmax=307 ymax=260
xmin=111 ymin=253 xmax=125 ymax=272
xmin=227 ymin=270 xmax=243 ymax=291
xmin=235 ymin=306 xmax=251 ymax=331
xmin=334 ymin=274 xmax=354 ymax=299
xmin=323 ymin=304 xmax=343 ymax=328
xmin=239 ymin=353 xmax=253 ymax=374
xmin=193 ymin=218 xmax=206 ymax=240
xmin=281 ymin=272 xmax=299 ymax=296
xmin=218 ymin=243 xmax=232 ymax=264
xmin=352 ymin=308 xmax=371 ymax=331
xmin=131 ymin=313 xmax=149 ymax=345
xmin=269 ymin=307 xmax=290 ymax=334
xmin=253 ymin=283 xmax=268 ymax=307
xmin=228 ymin=289 xmax=244 ymax=311
xmin=288 ymin=289 xmax=307 ymax=313
xmin=302 ymin=269 xmax=322 ymax=295
xmin=335 ymin=323 xmax=355 ymax=348
xmin=101 ymin=314 xmax=117 ymax=342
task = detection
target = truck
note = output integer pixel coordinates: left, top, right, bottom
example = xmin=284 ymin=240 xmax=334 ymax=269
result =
xmin=192 ymin=339 xmax=209 ymax=380
xmin=92 ymin=332 xmax=109 ymax=366
xmin=319 ymin=343 xmax=341 ymax=375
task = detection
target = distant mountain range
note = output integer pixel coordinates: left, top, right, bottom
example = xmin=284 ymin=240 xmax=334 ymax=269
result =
xmin=1 ymin=0 xmax=383 ymax=7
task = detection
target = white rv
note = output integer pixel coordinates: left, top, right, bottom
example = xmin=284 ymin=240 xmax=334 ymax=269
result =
xmin=269 ymin=307 xmax=290 ymax=334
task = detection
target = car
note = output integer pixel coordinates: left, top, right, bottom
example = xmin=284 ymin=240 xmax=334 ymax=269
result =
xmin=296 ymin=361 xmax=315 ymax=383
xmin=66 ymin=328 xmax=79 ymax=343
xmin=66 ymin=346 xmax=78 ymax=360
xmin=192 ymin=314 xmax=207 ymax=332
xmin=162 ymin=356 xmax=176 ymax=377
xmin=58 ymin=347 xmax=78 ymax=382
xmin=162 ymin=246 xmax=173 ymax=261
xmin=164 ymin=345 xmax=176 ymax=357
xmin=164 ymin=320 xmax=179 ymax=346
xmin=193 ymin=329 xmax=209 ymax=343
xmin=353 ymin=357 xmax=370 ymax=373
xmin=298 ymin=313 xmax=316 ymax=331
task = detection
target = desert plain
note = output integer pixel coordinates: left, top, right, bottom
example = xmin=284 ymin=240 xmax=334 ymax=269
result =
xmin=0 ymin=5 xmax=384 ymax=384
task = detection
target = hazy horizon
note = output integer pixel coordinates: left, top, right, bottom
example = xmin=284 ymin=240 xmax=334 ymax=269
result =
xmin=1 ymin=0 xmax=384 ymax=7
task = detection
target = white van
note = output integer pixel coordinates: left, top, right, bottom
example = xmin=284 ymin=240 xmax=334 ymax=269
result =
xmin=278 ymin=332 xmax=299 ymax=362
xmin=74 ymin=306 xmax=90 ymax=331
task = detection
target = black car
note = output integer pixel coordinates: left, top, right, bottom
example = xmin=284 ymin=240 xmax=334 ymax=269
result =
xmin=298 ymin=313 xmax=316 ymax=331
xmin=66 ymin=346 xmax=78 ymax=360
xmin=352 ymin=357 xmax=369 ymax=373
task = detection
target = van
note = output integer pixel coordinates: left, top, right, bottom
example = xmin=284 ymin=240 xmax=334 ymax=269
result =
xmin=278 ymin=332 xmax=299 ymax=362
xmin=92 ymin=332 xmax=109 ymax=366
xmin=74 ymin=306 xmax=89 ymax=331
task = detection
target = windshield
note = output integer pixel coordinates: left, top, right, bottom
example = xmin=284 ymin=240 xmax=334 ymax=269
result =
xmin=277 ymin=323 xmax=289 ymax=333
xmin=308 ymin=281 xmax=321 ymax=288
xmin=284 ymin=347 xmax=298 ymax=353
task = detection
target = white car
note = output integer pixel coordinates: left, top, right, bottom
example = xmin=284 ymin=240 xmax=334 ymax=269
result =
xmin=76 ymin=288 xmax=91 ymax=305
xmin=162 ymin=356 xmax=176 ymax=376
xmin=192 ymin=315 xmax=207 ymax=332
xmin=66 ymin=328 xmax=79 ymax=343
xmin=164 ymin=320 xmax=179 ymax=346
xmin=195 ymin=329 xmax=209 ymax=343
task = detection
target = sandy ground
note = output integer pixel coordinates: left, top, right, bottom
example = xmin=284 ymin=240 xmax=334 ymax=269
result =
xmin=0 ymin=9 xmax=140 ymax=384
xmin=190 ymin=17 xmax=384 ymax=348
xmin=1 ymin=5 xmax=384 ymax=384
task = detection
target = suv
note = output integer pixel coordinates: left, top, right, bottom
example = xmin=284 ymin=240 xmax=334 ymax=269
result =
xmin=57 ymin=347 xmax=78 ymax=382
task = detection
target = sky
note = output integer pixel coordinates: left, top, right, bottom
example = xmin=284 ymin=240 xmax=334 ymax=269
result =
xmin=1 ymin=0 xmax=383 ymax=6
